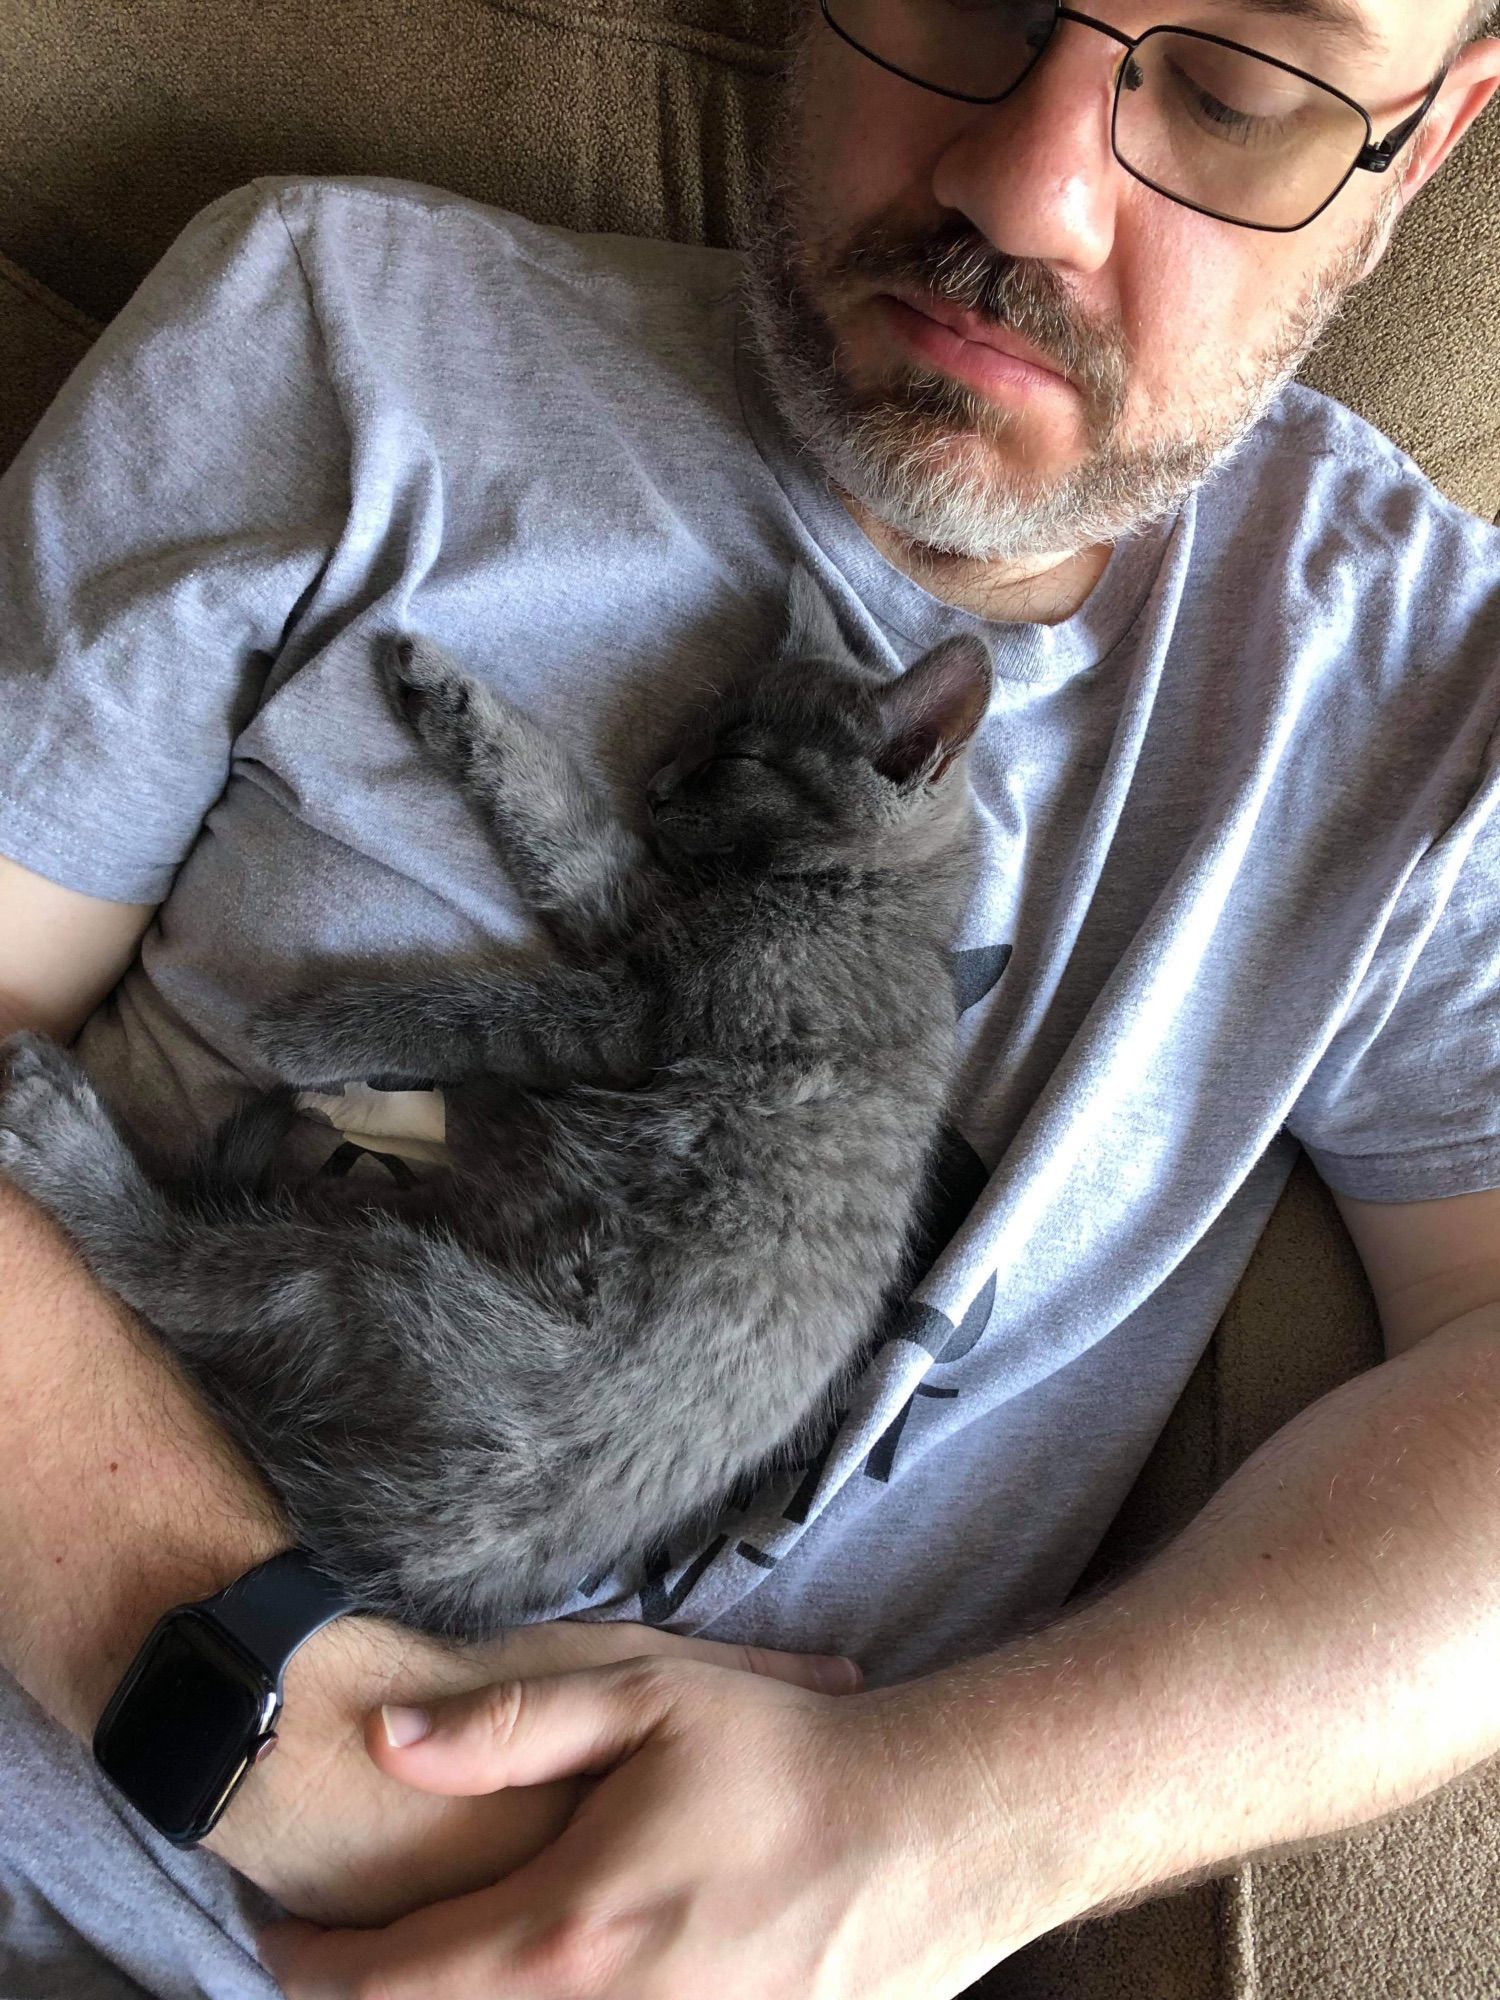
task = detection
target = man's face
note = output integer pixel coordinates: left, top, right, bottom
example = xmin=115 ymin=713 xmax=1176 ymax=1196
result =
xmin=743 ymin=0 xmax=1462 ymax=563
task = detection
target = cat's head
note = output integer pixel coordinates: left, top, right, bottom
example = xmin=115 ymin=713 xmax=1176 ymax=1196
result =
xmin=646 ymin=566 xmax=993 ymax=877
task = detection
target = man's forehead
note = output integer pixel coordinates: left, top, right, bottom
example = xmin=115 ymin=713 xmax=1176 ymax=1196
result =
xmin=1206 ymin=0 xmax=1470 ymax=63
xmin=1227 ymin=0 xmax=1387 ymax=58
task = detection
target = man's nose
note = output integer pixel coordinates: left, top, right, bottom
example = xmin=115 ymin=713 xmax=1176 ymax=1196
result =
xmin=928 ymin=23 xmax=1125 ymax=274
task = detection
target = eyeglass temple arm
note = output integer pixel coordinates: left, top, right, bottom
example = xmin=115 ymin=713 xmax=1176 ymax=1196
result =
xmin=1357 ymin=65 xmax=1449 ymax=172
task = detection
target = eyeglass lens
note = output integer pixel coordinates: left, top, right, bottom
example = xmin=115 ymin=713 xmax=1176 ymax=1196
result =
xmin=823 ymin=0 xmax=1371 ymax=228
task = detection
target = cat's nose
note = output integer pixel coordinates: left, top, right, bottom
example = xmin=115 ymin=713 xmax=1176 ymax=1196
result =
xmin=646 ymin=768 xmax=676 ymax=811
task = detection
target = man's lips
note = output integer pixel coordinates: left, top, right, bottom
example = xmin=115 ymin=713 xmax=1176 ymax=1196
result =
xmin=875 ymin=286 xmax=1076 ymax=401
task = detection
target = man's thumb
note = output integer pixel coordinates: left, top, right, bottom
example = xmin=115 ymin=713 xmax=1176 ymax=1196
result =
xmin=367 ymin=1657 xmax=685 ymax=1796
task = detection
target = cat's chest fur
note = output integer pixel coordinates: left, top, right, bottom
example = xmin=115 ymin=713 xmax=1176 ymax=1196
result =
xmin=639 ymin=867 xmax=955 ymax=1069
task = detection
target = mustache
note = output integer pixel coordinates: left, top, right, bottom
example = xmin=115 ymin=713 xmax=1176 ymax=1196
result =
xmin=833 ymin=216 xmax=1129 ymax=419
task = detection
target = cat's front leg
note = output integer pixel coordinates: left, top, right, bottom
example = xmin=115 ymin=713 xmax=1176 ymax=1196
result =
xmin=382 ymin=636 xmax=659 ymax=948
xmin=253 ymin=963 xmax=651 ymax=1091
xmin=249 ymin=979 xmax=485 ymax=1088
xmin=0 ymin=1032 xmax=179 ymax=1290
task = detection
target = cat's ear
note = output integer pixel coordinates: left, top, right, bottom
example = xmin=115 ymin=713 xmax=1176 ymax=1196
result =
xmin=874 ymin=635 xmax=993 ymax=786
xmin=782 ymin=563 xmax=855 ymax=662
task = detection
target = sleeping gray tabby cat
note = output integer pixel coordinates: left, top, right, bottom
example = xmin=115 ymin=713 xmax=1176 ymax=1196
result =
xmin=0 ymin=567 xmax=992 ymax=1640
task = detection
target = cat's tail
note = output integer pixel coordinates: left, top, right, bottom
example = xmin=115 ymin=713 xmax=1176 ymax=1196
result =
xmin=183 ymin=1086 xmax=301 ymax=1203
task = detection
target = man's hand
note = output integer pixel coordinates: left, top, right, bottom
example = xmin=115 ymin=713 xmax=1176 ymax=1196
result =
xmin=209 ymin=1614 xmax=870 ymax=1930
xmin=259 ymin=1653 xmax=1013 ymax=2000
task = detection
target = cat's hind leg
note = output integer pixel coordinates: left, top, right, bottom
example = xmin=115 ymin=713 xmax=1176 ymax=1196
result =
xmin=383 ymin=636 xmax=659 ymax=948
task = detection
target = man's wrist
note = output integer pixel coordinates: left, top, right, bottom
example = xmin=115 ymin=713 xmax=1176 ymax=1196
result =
xmin=202 ymin=1611 xmax=589 ymax=1923
xmin=863 ymin=1605 xmax=1181 ymax=1958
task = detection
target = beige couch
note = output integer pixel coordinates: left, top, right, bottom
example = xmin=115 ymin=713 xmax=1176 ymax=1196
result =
xmin=3 ymin=4 xmax=1498 ymax=1994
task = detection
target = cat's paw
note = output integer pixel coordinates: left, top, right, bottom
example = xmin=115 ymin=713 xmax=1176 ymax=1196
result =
xmin=381 ymin=636 xmax=488 ymax=767
xmin=0 ymin=1031 xmax=119 ymax=1209
xmin=247 ymin=995 xmax=360 ymax=1089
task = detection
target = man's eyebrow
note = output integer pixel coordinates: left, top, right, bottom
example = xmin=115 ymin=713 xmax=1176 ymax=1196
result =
xmin=1217 ymin=0 xmax=1387 ymax=58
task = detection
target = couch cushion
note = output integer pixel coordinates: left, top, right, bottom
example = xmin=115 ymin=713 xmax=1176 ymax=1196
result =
xmin=1301 ymin=99 xmax=1500 ymax=521
xmin=0 ymin=0 xmax=1496 ymax=515
xmin=0 ymin=0 xmax=789 ymax=320
xmin=0 ymin=252 xmax=96 ymax=475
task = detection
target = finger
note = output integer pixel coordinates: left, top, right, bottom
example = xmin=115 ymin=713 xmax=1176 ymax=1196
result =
xmin=257 ymin=1919 xmax=336 ymax=1997
xmin=493 ymin=1617 xmax=863 ymax=1694
xmin=259 ymin=1890 xmax=536 ymax=2000
xmin=260 ymin=1861 xmax=657 ymax=2000
xmin=650 ymin=1631 xmax=864 ymax=1694
xmin=366 ymin=1656 xmax=682 ymax=1796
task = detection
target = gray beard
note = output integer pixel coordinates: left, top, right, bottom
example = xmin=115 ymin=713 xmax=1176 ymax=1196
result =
xmin=739 ymin=73 xmax=1390 ymax=565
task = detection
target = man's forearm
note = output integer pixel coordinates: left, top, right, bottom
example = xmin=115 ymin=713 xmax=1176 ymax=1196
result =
xmin=0 ymin=1177 xmax=286 ymax=1731
xmin=899 ymin=1302 xmax=1500 ymax=1952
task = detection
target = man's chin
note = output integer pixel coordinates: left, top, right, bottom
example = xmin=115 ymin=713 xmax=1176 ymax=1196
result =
xmin=815 ymin=408 xmax=1112 ymax=559
xmin=845 ymin=433 xmax=1213 ymax=563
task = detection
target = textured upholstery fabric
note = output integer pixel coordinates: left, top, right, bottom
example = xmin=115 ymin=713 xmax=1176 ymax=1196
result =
xmin=0 ymin=251 xmax=95 ymax=473
xmin=2 ymin=5 xmax=1497 ymax=1995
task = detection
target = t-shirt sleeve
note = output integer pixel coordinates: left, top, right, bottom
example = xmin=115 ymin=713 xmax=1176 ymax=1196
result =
xmin=0 ymin=180 xmax=347 ymax=903
xmin=1284 ymin=727 xmax=1500 ymax=1201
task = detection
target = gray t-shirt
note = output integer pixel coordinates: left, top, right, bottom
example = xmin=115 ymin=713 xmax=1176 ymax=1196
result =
xmin=2 ymin=174 xmax=1498 ymax=1997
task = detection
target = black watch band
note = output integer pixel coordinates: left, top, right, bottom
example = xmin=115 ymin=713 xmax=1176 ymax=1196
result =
xmin=202 ymin=1549 xmax=355 ymax=1674
xmin=92 ymin=1548 xmax=356 ymax=1848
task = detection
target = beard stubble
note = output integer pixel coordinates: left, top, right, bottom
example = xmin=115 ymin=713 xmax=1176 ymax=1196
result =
xmin=739 ymin=50 xmax=1398 ymax=565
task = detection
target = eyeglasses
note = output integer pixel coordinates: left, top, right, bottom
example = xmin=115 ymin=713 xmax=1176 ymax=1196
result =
xmin=819 ymin=0 xmax=1448 ymax=231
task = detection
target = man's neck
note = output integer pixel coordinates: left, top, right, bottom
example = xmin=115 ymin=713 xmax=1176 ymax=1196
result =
xmin=838 ymin=488 xmax=1113 ymax=627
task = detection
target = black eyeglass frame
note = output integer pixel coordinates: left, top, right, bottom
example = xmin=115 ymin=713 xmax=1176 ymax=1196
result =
xmin=818 ymin=0 xmax=1449 ymax=231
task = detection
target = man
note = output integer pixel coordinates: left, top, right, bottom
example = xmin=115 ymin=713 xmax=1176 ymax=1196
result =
xmin=1 ymin=0 xmax=1498 ymax=1991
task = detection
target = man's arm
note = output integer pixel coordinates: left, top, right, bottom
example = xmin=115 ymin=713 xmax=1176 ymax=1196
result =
xmin=0 ymin=859 xmax=280 ymax=1718
xmin=0 ymin=860 xmax=541 ymax=1921
xmin=0 ymin=855 xmax=157 ymax=1046
xmin=258 ymin=1292 xmax=1500 ymax=1995
xmin=910 ymin=1295 xmax=1500 ymax=1952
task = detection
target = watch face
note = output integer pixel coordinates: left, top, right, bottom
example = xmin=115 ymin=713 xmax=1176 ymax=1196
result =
xmin=93 ymin=1610 xmax=278 ymax=1846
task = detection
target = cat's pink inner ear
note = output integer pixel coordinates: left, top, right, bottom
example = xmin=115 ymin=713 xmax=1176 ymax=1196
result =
xmin=875 ymin=636 xmax=993 ymax=784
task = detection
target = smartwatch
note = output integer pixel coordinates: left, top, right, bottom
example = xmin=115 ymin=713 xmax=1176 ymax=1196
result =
xmin=92 ymin=1549 xmax=356 ymax=1847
